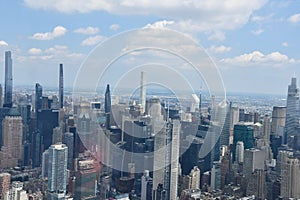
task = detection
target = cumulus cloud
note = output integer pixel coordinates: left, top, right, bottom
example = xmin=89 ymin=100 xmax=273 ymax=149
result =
xmin=0 ymin=40 xmax=8 ymax=46
xmin=24 ymin=0 xmax=267 ymax=33
xmin=145 ymin=20 xmax=175 ymax=28
xmin=110 ymin=24 xmax=120 ymax=31
xmin=288 ymin=13 xmax=300 ymax=23
xmin=28 ymin=48 xmax=42 ymax=55
xmin=251 ymin=29 xmax=264 ymax=35
xmin=221 ymin=51 xmax=298 ymax=67
xmin=30 ymin=26 xmax=67 ymax=40
xmin=209 ymin=45 xmax=231 ymax=54
xmin=81 ymin=35 xmax=105 ymax=46
xmin=74 ymin=26 xmax=99 ymax=35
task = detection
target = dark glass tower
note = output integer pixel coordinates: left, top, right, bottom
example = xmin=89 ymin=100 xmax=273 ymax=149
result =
xmin=59 ymin=64 xmax=64 ymax=109
xmin=3 ymin=51 xmax=12 ymax=108
xmin=35 ymin=83 xmax=43 ymax=113
xmin=105 ymin=84 xmax=111 ymax=129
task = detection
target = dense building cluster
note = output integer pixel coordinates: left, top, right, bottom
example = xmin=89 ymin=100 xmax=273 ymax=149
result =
xmin=1 ymin=51 xmax=300 ymax=200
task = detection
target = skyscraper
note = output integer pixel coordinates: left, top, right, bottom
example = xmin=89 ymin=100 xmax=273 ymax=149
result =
xmin=59 ymin=64 xmax=64 ymax=109
xmin=105 ymin=84 xmax=111 ymax=129
xmin=140 ymin=71 xmax=146 ymax=114
xmin=47 ymin=144 xmax=68 ymax=200
xmin=280 ymin=156 xmax=300 ymax=199
xmin=0 ymin=173 xmax=10 ymax=199
xmin=285 ymin=77 xmax=299 ymax=144
xmin=0 ymin=109 xmax=23 ymax=168
xmin=35 ymin=83 xmax=43 ymax=113
xmin=0 ymin=84 xmax=2 ymax=108
xmin=3 ymin=51 xmax=12 ymax=108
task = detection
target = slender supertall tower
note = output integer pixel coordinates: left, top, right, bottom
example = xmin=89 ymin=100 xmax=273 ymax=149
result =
xmin=285 ymin=77 xmax=299 ymax=144
xmin=3 ymin=51 xmax=12 ymax=108
xmin=140 ymin=71 xmax=146 ymax=114
xmin=0 ymin=84 xmax=2 ymax=108
xmin=105 ymin=84 xmax=111 ymax=129
xmin=59 ymin=64 xmax=64 ymax=109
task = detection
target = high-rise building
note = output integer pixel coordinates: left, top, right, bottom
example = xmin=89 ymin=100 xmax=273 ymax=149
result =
xmin=189 ymin=166 xmax=201 ymax=190
xmin=0 ymin=84 xmax=2 ymax=108
xmin=280 ymin=156 xmax=300 ymax=199
xmin=211 ymin=161 xmax=221 ymax=190
xmin=141 ymin=170 xmax=152 ymax=200
xmin=0 ymin=173 xmax=10 ymax=200
xmin=105 ymin=84 xmax=111 ymax=129
xmin=285 ymin=77 xmax=300 ymax=144
xmin=35 ymin=83 xmax=43 ymax=114
xmin=47 ymin=144 xmax=68 ymax=200
xmin=3 ymin=51 xmax=12 ymax=108
xmin=62 ymin=132 xmax=74 ymax=170
xmin=169 ymin=120 xmax=180 ymax=200
xmin=232 ymin=123 xmax=254 ymax=162
xmin=263 ymin=115 xmax=271 ymax=141
xmin=59 ymin=64 xmax=63 ymax=109
xmin=52 ymin=127 xmax=62 ymax=144
xmin=0 ymin=109 xmax=23 ymax=168
xmin=246 ymin=169 xmax=266 ymax=200
xmin=235 ymin=141 xmax=244 ymax=164
xmin=271 ymin=106 xmax=286 ymax=136
xmin=243 ymin=148 xmax=264 ymax=179
xmin=74 ymin=159 xmax=98 ymax=200
xmin=5 ymin=181 xmax=28 ymax=200
xmin=140 ymin=71 xmax=146 ymax=114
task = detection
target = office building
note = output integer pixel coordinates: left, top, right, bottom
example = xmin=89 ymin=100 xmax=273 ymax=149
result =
xmin=0 ymin=173 xmax=10 ymax=200
xmin=0 ymin=109 xmax=23 ymax=168
xmin=74 ymin=159 xmax=97 ymax=200
xmin=232 ymin=123 xmax=254 ymax=162
xmin=35 ymin=83 xmax=43 ymax=113
xmin=243 ymin=148 xmax=264 ymax=179
xmin=285 ymin=77 xmax=300 ymax=144
xmin=47 ymin=144 xmax=68 ymax=199
xmin=62 ymin=132 xmax=74 ymax=170
xmin=236 ymin=141 xmax=244 ymax=163
xmin=5 ymin=181 xmax=28 ymax=200
xmin=3 ymin=51 xmax=12 ymax=108
xmin=280 ymin=156 xmax=300 ymax=199
xmin=271 ymin=106 xmax=286 ymax=136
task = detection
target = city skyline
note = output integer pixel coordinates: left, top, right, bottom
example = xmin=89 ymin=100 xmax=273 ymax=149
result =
xmin=0 ymin=1 xmax=300 ymax=95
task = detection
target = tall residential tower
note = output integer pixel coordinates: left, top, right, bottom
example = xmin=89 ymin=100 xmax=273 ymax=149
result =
xmin=59 ymin=64 xmax=64 ymax=109
xmin=3 ymin=51 xmax=12 ymax=108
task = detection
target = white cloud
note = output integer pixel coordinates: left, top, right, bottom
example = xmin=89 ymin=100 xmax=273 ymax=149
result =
xmin=28 ymin=48 xmax=42 ymax=55
xmin=209 ymin=45 xmax=231 ymax=54
xmin=251 ymin=29 xmax=264 ymax=35
xmin=208 ymin=31 xmax=226 ymax=41
xmin=110 ymin=24 xmax=120 ymax=31
xmin=24 ymin=0 xmax=267 ymax=33
xmin=221 ymin=51 xmax=298 ymax=67
xmin=30 ymin=26 xmax=67 ymax=40
xmin=17 ymin=45 xmax=84 ymax=63
xmin=74 ymin=26 xmax=99 ymax=35
xmin=81 ymin=35 xmax=105 ymax=46
xmin=288 ymin=13 xmax=300 ymax=23
xmin=251 ymin=13 xmax=274 ymax=23
xmin=282 ymin=42 xmax=288 ymax=47
xmin=0 ymin=40 xmax=8 ymax=46
xmin=145 ymin=20 xmax=174 ymax=28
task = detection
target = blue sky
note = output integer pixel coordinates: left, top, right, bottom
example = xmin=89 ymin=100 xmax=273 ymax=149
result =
xmin=0 ymin=0 xmax=300 ymax=95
